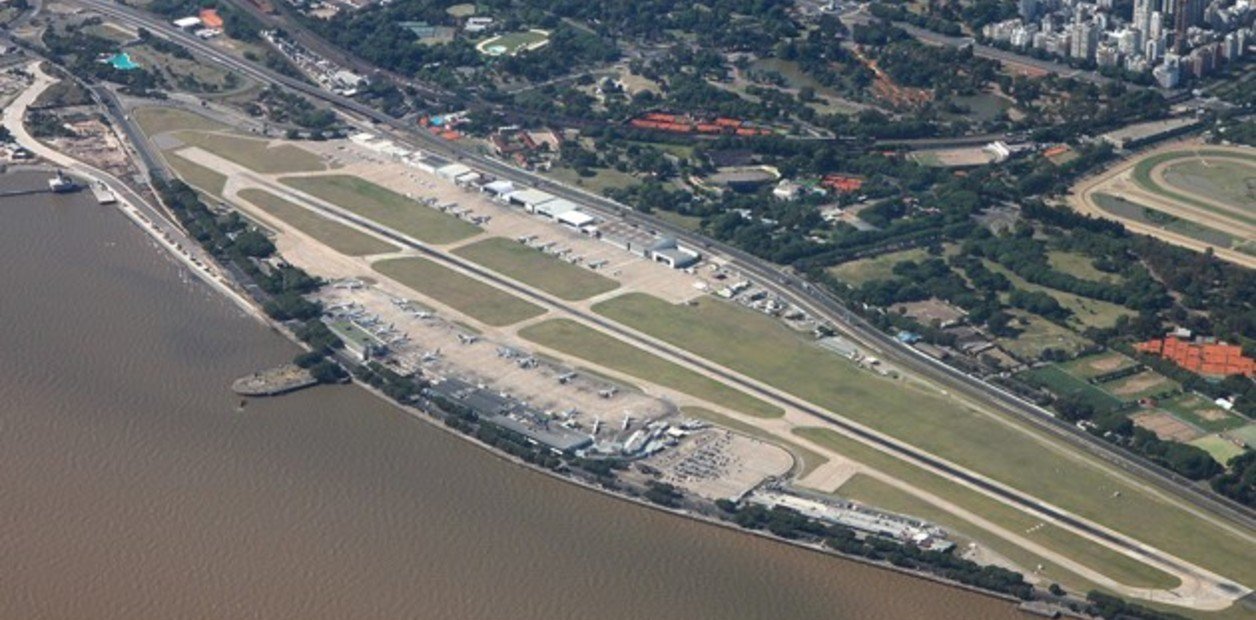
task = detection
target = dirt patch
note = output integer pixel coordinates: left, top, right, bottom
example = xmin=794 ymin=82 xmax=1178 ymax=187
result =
xmin=1196 ymin=408 xmax=1230 ymax=422
xmin=1089 ymin=356 xmax=1128 ymax=373
xmin=1109 ymin=371 xmax=1168 ymax=396
xmin=1132 ymin=412 xmax=1201 ymax=442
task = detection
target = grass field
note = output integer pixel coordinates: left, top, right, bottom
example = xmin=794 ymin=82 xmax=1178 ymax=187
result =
xmin=826 ymin=248 xmax=931 ymax=287
xmin=167 ymin=152 xmax=227 ymax=196
xmin=1162 ymin=393 xmax=1248 ymax=433
xmin=238 ymin=188 xmax=398 ymax=256
xmin=1047 ymin=250 xmax=1122 ymax=284
xmin=1161 ymin=160 xmax=1256 ymax=212
xmin=593 ymin=293 xmax=1255 ymax=584
xmin=985 ymin=261 xmax=1134 ymax=330
xmin=373 ymin=257 xmax=545 ymax=326
xmin=1057 ymin=352 xmax=1138 ymax=380
xmin=1020 ymin=365 xmax=1125 ymax=412
xmin=1093 ymin=193 xmax=1238 ymax=248
xmin=453 ymin=237 xmax=619 ymax=301
xmin=1229 ymin=423 xmax=1256 ymax=446
xmin=1102 ymin=370 xmax=1179 ymax=401
xmin=681 ymin=407 xmax=826 ymax=478
xmin=281 ymin=175 xmax=479 ymax=245
xmin=997 ymin=312 xmax=1092 ymax=360
xmin=1132 ymin=150 xmax=1256 ymax=228
xmin=802 ymin=429 xmax=1181 ymax=591
xmin=174 ymin=132 xmax=326 ymax=174
xmin=135 ymin=107 xmax=230 ymax=136
xmin=1188 ymin=435 xmax=1247 ymax=466
xmin=520 ymin=319 xmax=782 ymax=418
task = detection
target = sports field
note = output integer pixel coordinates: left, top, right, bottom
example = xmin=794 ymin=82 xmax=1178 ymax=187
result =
xmin=1058 ymin=351 xmax=1138 ymax=380
xmin=802 ymin=428 xmax=1181 ymax=591
xmin=1162 ymin=393 xmax=1248 ymax=433
xmin=238 ymin=188 xmax=398 ymax=256
xmin=453 ymin=237 xmax=619 ymax=301
xmin=1161 ymin=159 xmax=1256 ymax=212
xmin=1072 ymin=145 xmax=1256 ymax=268
xmin=281 ymin=175 xmax=480 ymax=245
xmin=373 ymin=257 xmax=545 ymax=326
xmin=1132 ymin=150 xmax=1256 ymax=228
xmin=174 ymin=131 xmax=327 ymax=174
xmin=477 ymin=29 xmax=550 ymax=56
xmin=593 ymin=293 xmax=1255 ymax=584
xmin=519 ymin=319 xmax=782 ymax=418
xmin=1102 ymin=370 xmax=1179 ymax=401
xmin=167 ymin=152 xmax=227 ymax=196
xmin=1189 ymin=435 xmax=1247 ymax=467
xmin=1020 ymin=365 xmax=1124 ymax=412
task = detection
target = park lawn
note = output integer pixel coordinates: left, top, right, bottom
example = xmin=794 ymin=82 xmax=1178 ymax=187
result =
xmin=174 ymin=132 xmax=326 ymax=174
xmin=1057 ymin=352 xmax=1138 ymax=380
xmin=594 ymin=292 xmax=1256 ymax=585
xmin=1162 ymin=393 xmax=1249 ymax=433
xmin=1100 ymin=370 xmax=1179 ymax=402
xmin=373 ymin=257 xmax=545 ymax=327
xmin=520 ymin=319 xmax=782 ymax=419
xmin=654 ymin=210 xmax=705 ymax=232
xmin=238 ymin=188 xmax=398 ymax=256
xmin=167 ymin=152 xmax=227 ymax=196
xmin=281 ymin=175 xmax=479 ymax=245
xmin=986 ymin=261 xmax=1134 ymax=330
xmin=1047 ymin=250 xmax=1122 ymax=284
xmin=996 ymin=312 xmax=1092 ymax=360
xmin=1161 ymin=160 xmax=1256 ymax=212
xmin=826 ymin=248 xmax=931 ymax=287
xmin=134 ymin=106 xmax=230 ymax=136
xmin=681 ymin=407 xmax=826 ymax=479
xmin=543 ymin=165 xmax=639 ymax=193
xmin=1188 ymin=435 xmax=1247 ymax=467
xmin=1020 ymin=365 xmax=1124 ymax=413
xmin=453 ymin=237 xmax=619 ymax=301
xmin=805 ymin=429 xmax=1181 ymax=591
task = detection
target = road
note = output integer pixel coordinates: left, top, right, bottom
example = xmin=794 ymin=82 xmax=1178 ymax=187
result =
xmin=74 ymin=0 xmax=1256 ymax=562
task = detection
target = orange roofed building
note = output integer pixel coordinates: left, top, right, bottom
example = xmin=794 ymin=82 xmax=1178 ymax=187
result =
xmin=199 ymin=8 xmax=224 ymax=28
xmin=1135 ymin=336 xmax=1256 ymax=377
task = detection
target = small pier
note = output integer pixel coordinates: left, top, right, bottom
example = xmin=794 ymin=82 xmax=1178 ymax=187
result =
xmin=90 ymin=181 xmax=117 ymax=204
xmin=232 ymin=363 xmax=318 ymax=396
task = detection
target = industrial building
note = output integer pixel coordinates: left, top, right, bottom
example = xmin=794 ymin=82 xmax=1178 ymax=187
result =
xmin=648 ymin=238 xmax=702 ymax=269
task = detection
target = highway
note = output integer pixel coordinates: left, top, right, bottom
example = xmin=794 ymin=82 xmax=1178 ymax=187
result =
xmin=75 ymin=0 xmax=1254 ymax=544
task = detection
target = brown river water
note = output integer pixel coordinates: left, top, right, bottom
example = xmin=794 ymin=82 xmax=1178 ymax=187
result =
xmin=0 ymin=173 xmax=1021 ymax=619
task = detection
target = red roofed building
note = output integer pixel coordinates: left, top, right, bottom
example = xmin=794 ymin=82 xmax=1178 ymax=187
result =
xmin=199 ymin=8 xmax=224 ymax=28
xmin=1136 ymin=336 xmax=1256 ymax=377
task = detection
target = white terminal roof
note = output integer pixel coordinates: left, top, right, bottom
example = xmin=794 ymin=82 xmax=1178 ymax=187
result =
xmin=536 ymin=198 xmax=578 ymax=218
xmin=483 ymin=180 xmax=515 ymax=194
xmin=557 ymin=210 xmax=595 ymax=227
xmin=507 ymin=188 xmax=556 ymax=206
xmin=437 ymin=162 xmax=473 ymax=177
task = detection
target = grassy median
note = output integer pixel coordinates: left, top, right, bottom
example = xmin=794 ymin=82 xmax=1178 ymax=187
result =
xmin=281 ymin=175 xmax=479 ymax=245
xmin=593 ymin=292 xmax=1255 ymax=584
xmin=520 ymin=319 xmax=782 ymax=419
xmin=373 ymin=257 xmax=544 ymax=326
xmin=238 ymin=188 xmax=397 ymax=256
xmin=454 ymin=237 xmax=619 ymax=301
xmin=174 ymin=132 xmax=328 ymax=174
